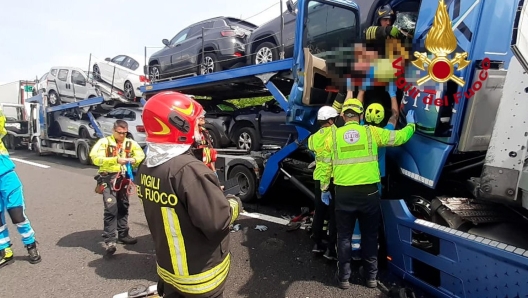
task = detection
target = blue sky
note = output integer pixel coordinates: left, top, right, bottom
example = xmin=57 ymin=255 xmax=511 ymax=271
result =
xmin=0 ymin=0 xmax=283 ymax=84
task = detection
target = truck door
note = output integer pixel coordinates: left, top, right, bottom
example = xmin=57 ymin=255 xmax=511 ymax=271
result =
xmin=287 ymin=0 xmax=361 ymax=131
xmin=70 ymin=70 xmax=89 ymax=100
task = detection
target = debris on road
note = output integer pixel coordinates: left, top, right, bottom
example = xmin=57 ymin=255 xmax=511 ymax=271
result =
xmin=254 ymin=224 xmax=268 ymax=231
xmin=231 ymin=224 xmax=241 ymax=232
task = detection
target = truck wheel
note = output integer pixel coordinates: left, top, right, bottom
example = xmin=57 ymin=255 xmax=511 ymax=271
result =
xmin=228 ymin=165 xmax=256 ymax=202
xmin=77 ymin=142 xmax=91 ymax=165
xmin=32 ymin=138 xmax=42 ymax=156
xmin=5 ymin=134 xmax=15 ymax=150
xmin=235 ymin=127 xmax=260 ymax=151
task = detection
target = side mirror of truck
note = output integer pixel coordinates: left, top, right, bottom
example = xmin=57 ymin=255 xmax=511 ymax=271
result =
xmin=162 ymin=39 xmax=170 ymax=46
xmin=286 ymin=0 xmax=296 ymax=15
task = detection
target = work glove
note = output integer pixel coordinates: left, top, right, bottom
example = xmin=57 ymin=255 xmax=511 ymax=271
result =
xmin=406 ymin=110 xmax=416 ymax=124
xmin=321 ymin=191 xmax=332 ymax=206
xmin=389 ymin=26 xmax=401 ymax=38
xmin=226 ymin=194 xmax=244 ymax=212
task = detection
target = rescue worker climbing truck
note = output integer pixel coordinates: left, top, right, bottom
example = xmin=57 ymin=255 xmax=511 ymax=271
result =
xmin=136 ymin=92 xmax=243 ymax=298
xmin=90 ymin=119 xmax=145 ymax=255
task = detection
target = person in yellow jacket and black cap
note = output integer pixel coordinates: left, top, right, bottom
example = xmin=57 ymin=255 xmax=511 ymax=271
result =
xmin=319 ymin=98 xmax=416 ymax=290
xmin=136 ymin=91 xmax=243 ymax=298
xmin=90 ymin=119 xmax=145 ymax=255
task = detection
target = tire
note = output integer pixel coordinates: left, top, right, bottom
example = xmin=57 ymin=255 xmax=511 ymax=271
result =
xmin=48 ymin=90 xmax=62 ymax=106
xmin=253 ymin=42 xmax=279 ymax=64
xmin=77 ymin=142 xmax=91 ymax=165
xmin=93 ymin=64 xmax=102 ymax=81
xmin=235 ymin=127 xmax=260 ymax=151
xmin=5 ymin=134 xmax=16 ymax=150
xmin=149 ymin=64 xmax=161 ymax=82
xmin=199 ymin=53 xmax=222 ymax=75
xmin=228 ymin=165 xmax=256 ymax=202
xmin=124 ymin=80 xmax=136 ymax=100
xmin=32 ymin=138 xmax=42 ymax=156
xmin=79 ymin=127 xmax=91 ymax=139
xmin=207 ymin=128 xmax=221 ymax=148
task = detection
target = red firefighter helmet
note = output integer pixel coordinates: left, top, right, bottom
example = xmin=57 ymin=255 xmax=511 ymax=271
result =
xmin=142 ymin=91 xmax=204 ymax=144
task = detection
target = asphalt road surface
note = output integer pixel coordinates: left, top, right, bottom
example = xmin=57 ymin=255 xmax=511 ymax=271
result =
xmin=2 ymin=150 xmax=426 ymax=298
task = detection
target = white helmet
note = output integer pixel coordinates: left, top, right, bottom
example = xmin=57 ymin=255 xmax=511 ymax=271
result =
xmin=317 ymin=106 xmax=339 ymax=120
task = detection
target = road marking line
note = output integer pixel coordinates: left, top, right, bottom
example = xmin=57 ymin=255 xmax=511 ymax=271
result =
xmin=241 ymin=211 xmax=302 ymax=227
xmin=11 ymin=158 xmax=50 ymax=169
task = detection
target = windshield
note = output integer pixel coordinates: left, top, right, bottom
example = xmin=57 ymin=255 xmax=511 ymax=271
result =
xmin=303 ymin=1 xmax=359 ymax=57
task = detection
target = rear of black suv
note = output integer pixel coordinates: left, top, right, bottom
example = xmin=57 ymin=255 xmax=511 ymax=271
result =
xmin=148 ymin=17 xmax=257 ymax=81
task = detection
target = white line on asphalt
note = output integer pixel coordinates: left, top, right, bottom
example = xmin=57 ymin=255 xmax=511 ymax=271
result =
xmin=11 ymin=158 xmax=50 ymax=169
xmin=241 ymin=212 xmax=290 ymax=225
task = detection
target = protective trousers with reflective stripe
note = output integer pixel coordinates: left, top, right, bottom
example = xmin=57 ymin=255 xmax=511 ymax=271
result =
xmin=158 ymin=207 xmax=230 ymax=296
xmin=331 ymin=123 xmax=380 ymax=186
xmin=0 ymin=157 xmax=36 ymax=250
xmin=308 ymin=125 xmax=336 ymax=181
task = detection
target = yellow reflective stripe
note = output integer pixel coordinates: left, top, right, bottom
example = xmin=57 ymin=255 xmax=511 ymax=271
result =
xmin=365 ymin=127 xmax=373 ymax=156
xmin=228 ymin=199 xmax=239 ymax=225
xmin=388 ymin=131 xmax=396 ymax=146
xmin=157 ymin=255 xmax=230 ymax=294
xmin=332 ymin=126 xmax=338 ymax=161
xmin=333 ymin=155 xmax=378 ymax=165
xmin=316 ymin=156 xmax=331 ymax=163
xmin=161 ymin=207 xmax=189 ymax=276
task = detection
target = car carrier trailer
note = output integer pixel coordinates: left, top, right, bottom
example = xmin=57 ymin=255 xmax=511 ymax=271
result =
xmin=25 ymin=93 xmax=105 ymax=165
xmin=112 ymin=0 xmax=528 ymax=297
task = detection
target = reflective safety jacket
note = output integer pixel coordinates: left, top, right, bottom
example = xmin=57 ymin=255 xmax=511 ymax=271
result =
xmin=136 ymin=152 xmax=240 ymax=297
xmin=89 ymin=135 xmax=145 ymax=173
xmin=0 ymin=109 xmax=15 ymax=176
xmin=308 ymin=124 xmax=336 ymax=181
xmin=0 ymin=109 xmax=9 ymax=156
xmin=320 ymin=120 xmax=415 ymax=190
xmin=195 ymin=126 xmax=217 ymax=170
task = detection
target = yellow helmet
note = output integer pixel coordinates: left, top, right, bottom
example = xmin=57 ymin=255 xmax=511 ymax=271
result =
xmin=365 ymin=103 xmax=385 ymax=124
xmin=342 ymin=98 xmax=363 ymax=114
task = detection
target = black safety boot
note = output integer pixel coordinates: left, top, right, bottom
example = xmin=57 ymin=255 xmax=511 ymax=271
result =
xmin=335 ymin=272 xmax=350 ymax=289
xmin=106 ymin=241 xmax=117 ymax=255
xmin=26 ymin=242 xmax=41 ymax=264
xmin=312 ymin=243 xmax=325 ymax=254
xmin=0 ymin=246 xmax=14 ymax=268
xmin=323 ymin=246 xmax=338 ymax=261
xmin=359 ymin=266 xmax=377 ymax=288
xmin=117 ymin=235 xmax=138 ymax=245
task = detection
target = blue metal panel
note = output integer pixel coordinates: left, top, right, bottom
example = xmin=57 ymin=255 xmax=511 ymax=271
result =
xmin=45 ymin=96 xmax=105 ymax=113
xmin=382 ymin=199 xmax=528 ymax=298
xmin=257 ymin=80 xmax=312 ymax=195
xmin=85 ymin=112 xmax=104 ymax=138
xmin=386 ymin=134 xmax=453 ymax=188
xmin=140 ymin=59 xmax=293 ymax=94
xmin=258 ymin=126 xmax=311 ymax=196
xmin=25 ymin=94 xmax=44 ymax=104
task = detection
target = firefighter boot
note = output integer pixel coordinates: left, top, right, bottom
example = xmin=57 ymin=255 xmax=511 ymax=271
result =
xmin=117 ymin=235 xmax=138 ymax=245
xmin=323 ymin=246 xmax=338 ymax=261
xmin=0 ymin=246 xmax=14 ymax=268
xmin=26 ymin=242 xmax=41 ymax=264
